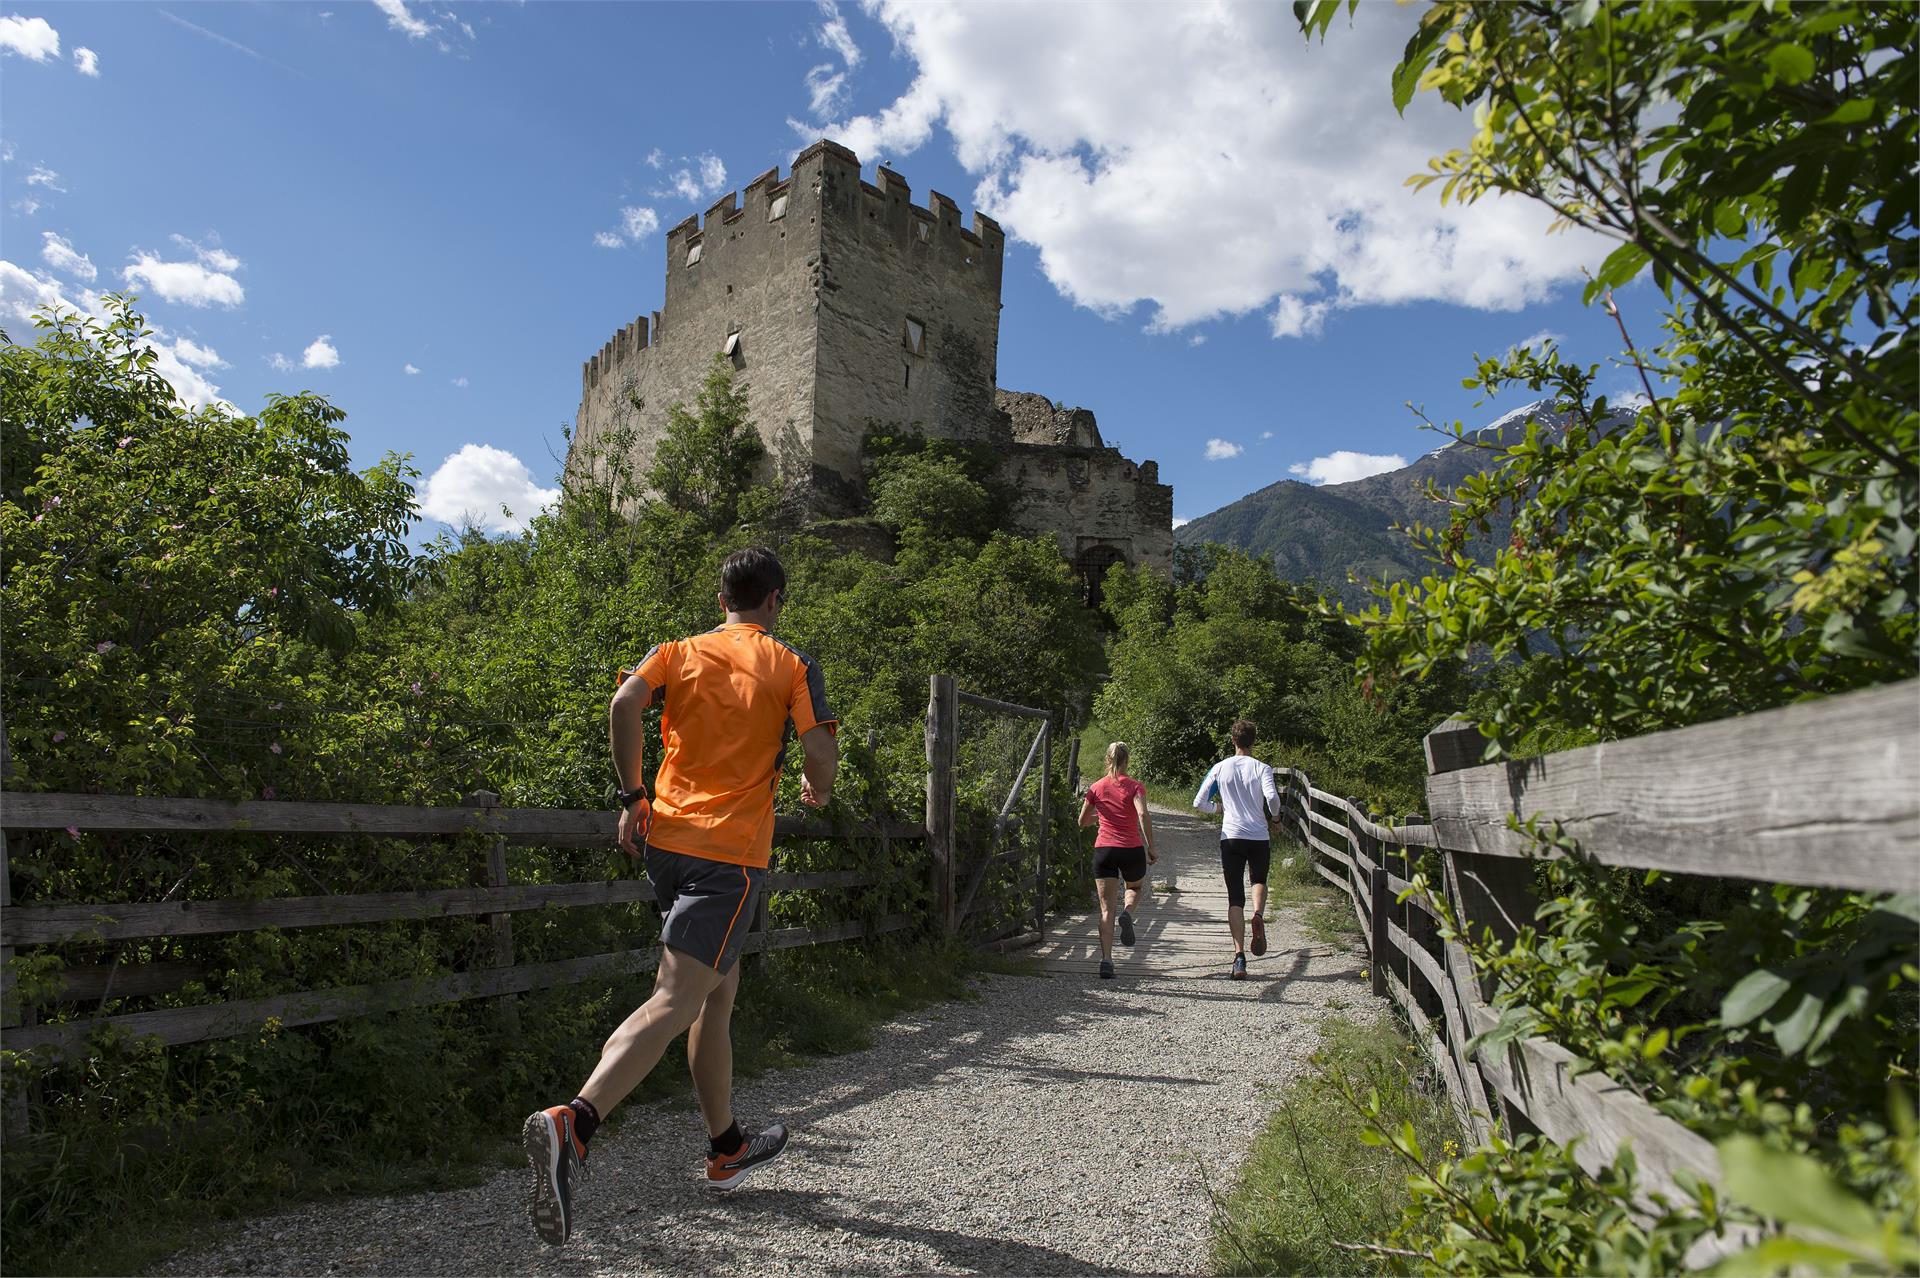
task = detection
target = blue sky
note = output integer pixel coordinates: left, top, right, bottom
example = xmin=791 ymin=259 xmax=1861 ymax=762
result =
xmin=1 ymin=1 xmax=1643 ymax=533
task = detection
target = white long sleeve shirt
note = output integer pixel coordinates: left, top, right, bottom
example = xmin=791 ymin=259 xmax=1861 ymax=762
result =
xmin=1193 ymin=754 xmax=1281 ymax=840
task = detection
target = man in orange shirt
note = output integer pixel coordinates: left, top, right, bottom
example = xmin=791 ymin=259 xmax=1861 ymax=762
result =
xmin=522 ymin=547 xmax=838 ymax=1245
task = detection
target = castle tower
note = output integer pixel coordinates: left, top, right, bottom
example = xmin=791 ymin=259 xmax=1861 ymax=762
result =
xmin=570 ymin=140 xmax=1005 ymax=515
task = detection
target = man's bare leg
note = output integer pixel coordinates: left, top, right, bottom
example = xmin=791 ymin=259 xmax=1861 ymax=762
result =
xmin=687 ymin=960 xmax=742 ymax=1139
xmin=577 ymin=946 xmax=724 ymax=1118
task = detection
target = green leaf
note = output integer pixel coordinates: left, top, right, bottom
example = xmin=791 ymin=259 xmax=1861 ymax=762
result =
xmin=1771 ymin=990 xmax=1823 ymax=1056
xmin=1721 ymin=968 xmax=1790 ymax=1026
xmin=1717 ymin=1135 xmax=1882 ymax=1245
xmin=1767 ymin=43 xmax=1816 ymax=84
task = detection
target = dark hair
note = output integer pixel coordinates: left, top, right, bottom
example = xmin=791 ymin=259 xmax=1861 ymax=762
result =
xmin=720 ymin=546 xmax=787 ymax=611
xmin=1229 ymin=719 xmax=1257 ymax=750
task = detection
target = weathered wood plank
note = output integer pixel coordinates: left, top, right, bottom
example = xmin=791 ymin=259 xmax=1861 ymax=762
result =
xmin=1384 ymin=962 xmax=1478 ymax=1137
xmin=1 ymin=792 xmax=926 ymax=844
xmin=1425 ymin=680 xmax=1920 ymax=891
xmin=4 ymin=869 xmax=879 ymax=945
xmin=8 ymin=914 xmax=913 ymax=1060
xmin=3 ymin=960 xmax=207 ymax=1006
xmin=1310 ymin=856 xmax=1349 ymax=894
xmin=927 ymin=675 xmax=958 ymax=936
xmin=1307 ymin=807 xmax=1349 ymax=837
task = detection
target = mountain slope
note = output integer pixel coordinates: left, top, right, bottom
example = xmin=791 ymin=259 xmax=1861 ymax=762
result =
xmin=1177 ymin=401 xmax=1574 ymax=601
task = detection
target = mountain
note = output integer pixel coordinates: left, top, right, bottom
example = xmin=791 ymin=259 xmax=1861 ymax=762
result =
xmin=1177 ymin=401 xmax=1576 ymax=602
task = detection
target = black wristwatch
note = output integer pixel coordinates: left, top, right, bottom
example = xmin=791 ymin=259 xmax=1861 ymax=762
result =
xmin=616 ymin=787 xmax=648 ymax=808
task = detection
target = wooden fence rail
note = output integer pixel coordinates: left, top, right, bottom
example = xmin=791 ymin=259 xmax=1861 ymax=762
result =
xmin=1274 ymin=678 xmax=1919 ymax=1260
xmin=1 ymin=790 xmax=928 ymax=1064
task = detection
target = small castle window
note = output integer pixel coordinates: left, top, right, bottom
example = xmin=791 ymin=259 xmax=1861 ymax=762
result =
xmin=913 ymin=220 xmax=932 ymax=244
xmin=722 ymin=331 xmax=740 ymax=357
xmin=768 ymin=193 xmax=789 ymax=222
xmin=903 ymin=317 xmax=926 ymax=356
xmin=685 ymin=241 xmax=703 ymax=267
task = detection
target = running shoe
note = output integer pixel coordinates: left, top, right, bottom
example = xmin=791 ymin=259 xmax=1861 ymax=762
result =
xmin=1099 ymin=958 xmax=1116 ymax=980
xmin=1251 ymin=913 xmax=1267 ymax=957
xmin=523 ymin=1105 xmax=589 ymax=1245
xmin=1230 ymin=952 xmax=1248 ymax=981
xmin=706 ymin=1122 xmax=790 ymax=1192
xmin=1118 ymin=910 xmax=1136 ymax=947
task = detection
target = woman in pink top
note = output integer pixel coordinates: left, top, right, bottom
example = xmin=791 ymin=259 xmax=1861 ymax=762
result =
xmin=1076 ymin=741 xmax=1157 ymax=979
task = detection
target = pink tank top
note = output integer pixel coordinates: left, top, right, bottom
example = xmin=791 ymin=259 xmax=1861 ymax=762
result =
xmin=1087 ymin=775 xmax=1145 ymax=847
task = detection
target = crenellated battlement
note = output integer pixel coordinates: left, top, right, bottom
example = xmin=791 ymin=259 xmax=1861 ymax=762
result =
xmin=581 ymin=310 xmax=663 ymax=393
xmin=659 ymin=140 xmax=1004 ymax=286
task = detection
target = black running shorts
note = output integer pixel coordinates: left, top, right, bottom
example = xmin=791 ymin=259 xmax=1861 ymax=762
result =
xmin=1219 ymin=838 xmax=1271 ymax=909
xmin=644 ymin=844 xmax=767 ymax=975
xmin=1092 ymin=845 xmax=1148 ymax=882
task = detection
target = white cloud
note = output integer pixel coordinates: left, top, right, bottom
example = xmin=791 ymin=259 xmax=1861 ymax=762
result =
xmin=404 ymin=362 xmax=421 ymax=374
xmin=0 ymin=260 xmax=229 ymax=407
xmin=419 ymin=444 xmax=558 ymax=534
xmin=1259 ymin=430 xmax=1274 ymax=440
xmin=172 ymin=234 xmax=240 ymax=273
xmin=1203 ymin=438 xmax=1242 ymax=461
xmin=372 ymin=0 xmax=474 ymax=53
xmin=26 ymin=165 xmax=63 ymax=192
xmin=644 ymin=148 xmax=664 ymax=169
xmin=0 ymin=15 xmax=59 ymax=62
xmin=658 ymin=153 xmax=728 ymax=204
xmin=72 ymin=45 xmax=97 ymax=76
xmin=12 ymin=198 xmax=40 ymax=216
xmin=374 ymin=0 xmax=432 ymax=39
xmin=1187 ymin=333 xmax=1206 ymax=347
xmin=302 ymin=334 xmax=339 ymax=369
xmin=124 ymin=244 xmax=245 ymax=307
xmin=268 ymin=352 xmax=294 ymax=372
xmin=1270 ymin=295 xmax=1330 ymax=339
xmin=451 ymin=375 xmax=468 ymax=387
xmin=622 ymin=205 xmax=659 ymax=238
xmin=593 ymin=230 xmax=625 ymax=249
xmin=805 ymin=64 xmax=848 ymax=118
xmin=171 ymin=336 xmax=227 ymax=368
xmin=40 ymin=231 xmax=96 ymax=282
xmin=0 ymin=259 xmax=87 ymax=328
xmin=814 ymin=2 xmax=1603 ymax=338
xmin=1172 ymin=516 xmax=1191 ymax=529
xmin=1289 ymin=450 xmax=1407 ymax=485
xmin=816 ymin=1 xmax=861 ymax=68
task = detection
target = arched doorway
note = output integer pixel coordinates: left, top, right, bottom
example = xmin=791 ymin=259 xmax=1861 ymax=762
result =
xmin=1075 ymin=543 xmax=1128 ymax=610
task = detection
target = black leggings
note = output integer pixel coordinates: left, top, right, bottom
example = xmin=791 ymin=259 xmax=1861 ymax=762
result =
xmin=1219 ymin=838 xmax=1271 ymax=909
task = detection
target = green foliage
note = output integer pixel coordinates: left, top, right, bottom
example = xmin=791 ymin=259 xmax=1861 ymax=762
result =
xmin=868 ymin=451 xmax=995 ymax=545
xmin=1291 ymin=1 xmax=1919 ymax=1268
xmin=1097 ymin=547 xmax=1462 ymax=813
xmin=643 ymin=355 xmax=772 ymax=538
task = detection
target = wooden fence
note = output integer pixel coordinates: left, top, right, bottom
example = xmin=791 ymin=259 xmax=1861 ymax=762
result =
xmin=1 ymin=673 xmax=1082 ymax=1064
xmin=0 ymin=791 xmax=925 ymax=1063
xmin=1273 ymin=678 xmax=1919 ymax=1243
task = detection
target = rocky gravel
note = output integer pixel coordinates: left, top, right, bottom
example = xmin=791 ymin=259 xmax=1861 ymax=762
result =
xmin=156 ymin=807 xmax=1366 ymax=1276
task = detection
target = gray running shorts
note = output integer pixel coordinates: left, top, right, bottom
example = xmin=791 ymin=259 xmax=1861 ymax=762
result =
xmin=643 ymin=844 xmax=767 ymax=976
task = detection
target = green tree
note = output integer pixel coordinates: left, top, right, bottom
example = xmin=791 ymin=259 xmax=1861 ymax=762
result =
xmin=1294 ymin=3 xmax=1918 ymax=1268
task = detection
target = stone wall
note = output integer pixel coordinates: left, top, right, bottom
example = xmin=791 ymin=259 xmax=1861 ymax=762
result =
xmin=811 ymin=149 xmax=1005 ymax=508
xmin=997 ymin=442 xmax=1174 ymax=574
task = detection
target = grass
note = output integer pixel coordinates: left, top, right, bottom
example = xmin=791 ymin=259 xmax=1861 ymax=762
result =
xmin=5 ymin=937 xmax=993 ymax=1277
xmin=1210 ymin=1015 xmax=1463 ymax=1276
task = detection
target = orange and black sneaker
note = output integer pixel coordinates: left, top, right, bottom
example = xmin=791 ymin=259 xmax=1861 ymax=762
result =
xmin=523 ymin=1105 xmax=589 ymax=1245
xmin=706 ymin=1122 xmax=789 ymax=1192
xmin=1251 ymin=912 xmax=1267 ymax=957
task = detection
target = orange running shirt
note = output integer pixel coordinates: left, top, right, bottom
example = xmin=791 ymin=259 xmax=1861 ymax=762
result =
xmin=625 ymin=623 xmax=837 ymax=869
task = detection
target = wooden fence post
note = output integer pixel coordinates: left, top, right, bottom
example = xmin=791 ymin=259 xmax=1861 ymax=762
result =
xmin=925 ymin=675 xmax=958 ymax=937
xmin=462 ymin=791 xmax=519 ymax=1032
xmin=1036 ymin=718 xmax=1051 ymax=942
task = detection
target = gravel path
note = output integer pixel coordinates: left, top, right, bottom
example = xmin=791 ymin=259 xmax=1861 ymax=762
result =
xmin=156 ymin=806 xmax=1365 ymax=1276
